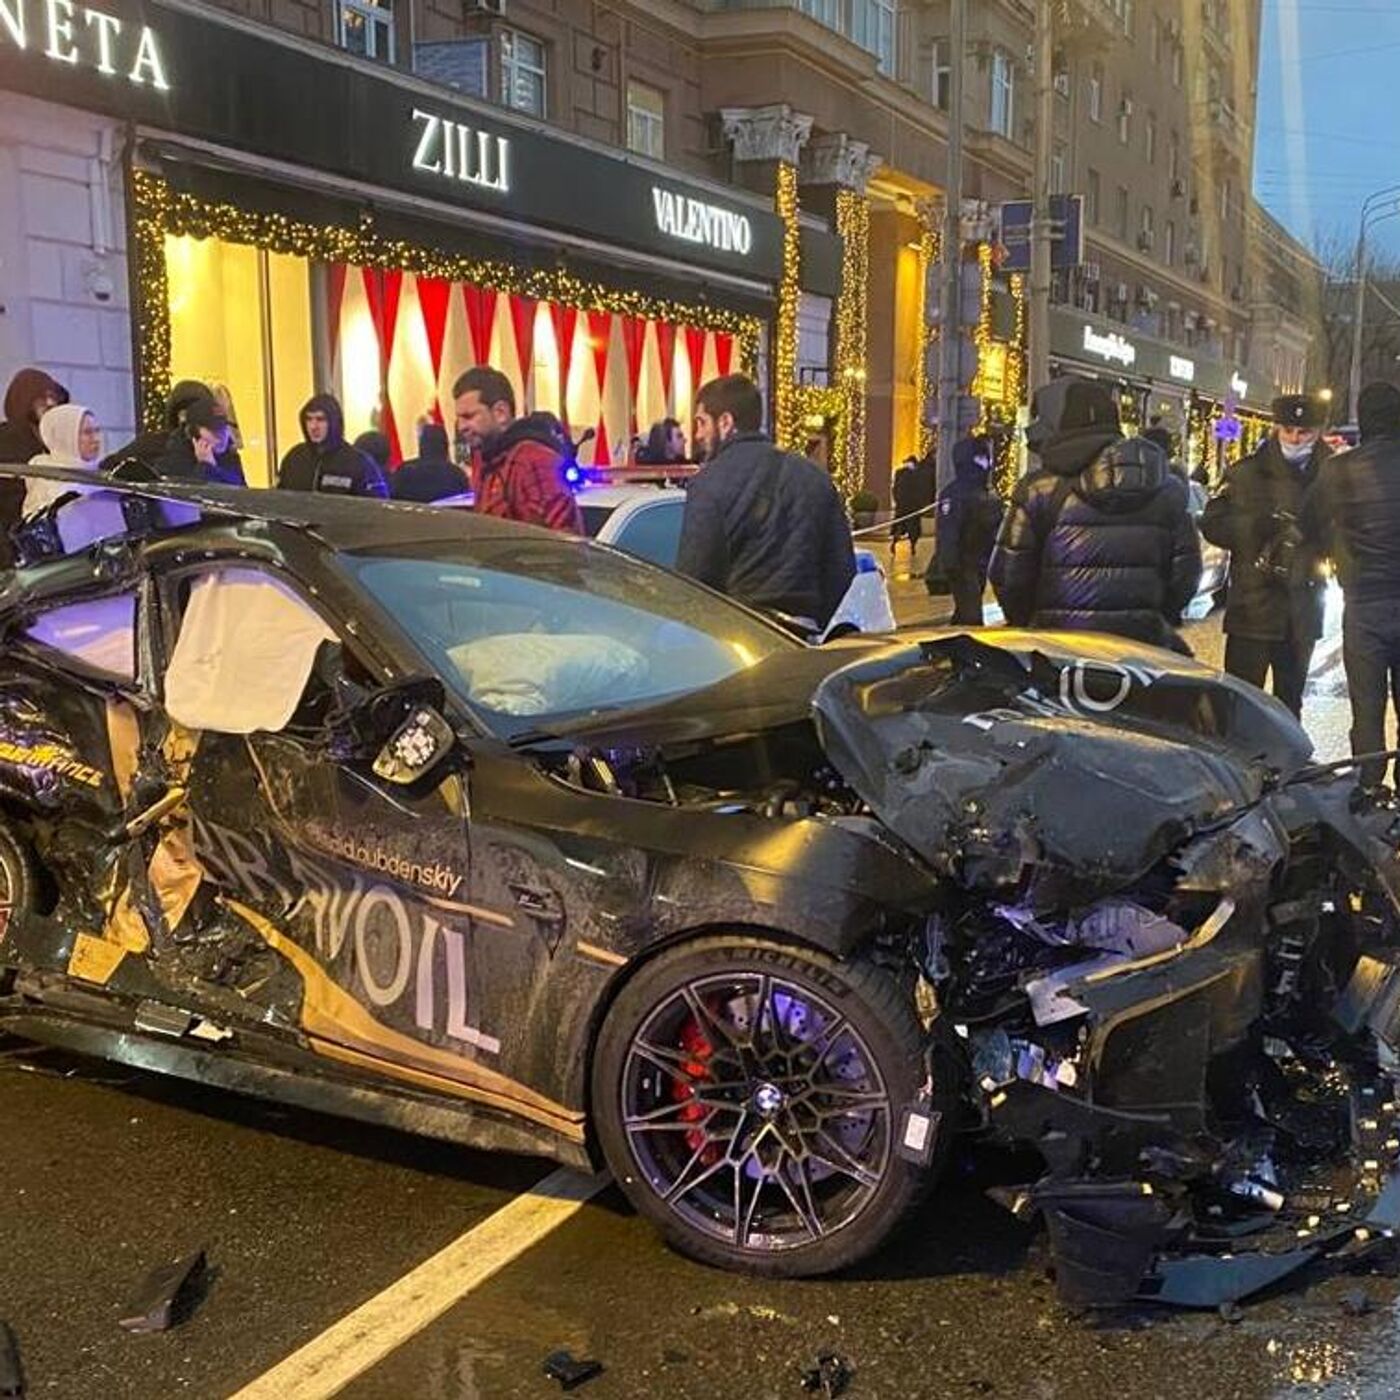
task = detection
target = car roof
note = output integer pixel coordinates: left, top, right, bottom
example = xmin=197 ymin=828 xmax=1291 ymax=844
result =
xmin=1 ymin=465 xmax=536 ymax=552
xmin=576 ymin=484 xmax=683 ymax=509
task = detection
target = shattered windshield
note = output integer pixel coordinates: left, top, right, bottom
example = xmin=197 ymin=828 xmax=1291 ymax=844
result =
xmin=342 ymin=535 xmax=797 ymax=734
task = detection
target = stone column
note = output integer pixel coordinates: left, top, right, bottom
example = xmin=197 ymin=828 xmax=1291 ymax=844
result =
xmin=721 ymin=105 xmax=812 ymax=450
xmin=803 ymin=133 xmax=882 ymax=501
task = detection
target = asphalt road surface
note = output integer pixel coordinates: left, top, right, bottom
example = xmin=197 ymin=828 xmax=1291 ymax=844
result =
xmin=5 ymin=579 xmax=1396 ymax=1400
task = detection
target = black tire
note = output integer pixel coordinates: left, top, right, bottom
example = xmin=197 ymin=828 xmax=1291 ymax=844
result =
xmin=591 ymin=933 xmax=948 ymax=1277
xmin=0 ymin=819 xmax=35 ymax=993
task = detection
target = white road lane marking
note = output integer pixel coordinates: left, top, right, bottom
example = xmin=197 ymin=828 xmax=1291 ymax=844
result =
xmin=229 ymin=1168 xmax=609 ymax=1400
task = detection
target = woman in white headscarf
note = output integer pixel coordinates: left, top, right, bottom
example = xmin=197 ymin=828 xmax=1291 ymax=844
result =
xmin=26 ymin=403 xmax=102 ymax=509
xmin=25 ymin=404 xmax=126 ymax=553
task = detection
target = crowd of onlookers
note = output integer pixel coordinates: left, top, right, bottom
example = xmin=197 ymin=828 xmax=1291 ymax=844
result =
xmin=9 ymin=356 xmax=1400 ymax=790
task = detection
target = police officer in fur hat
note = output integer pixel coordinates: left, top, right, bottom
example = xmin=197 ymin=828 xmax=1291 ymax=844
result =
xmin=1201 ymin=392 xmax=1331 ymax=716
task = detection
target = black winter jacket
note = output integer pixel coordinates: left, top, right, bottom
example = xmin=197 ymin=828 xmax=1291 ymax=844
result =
xmin=1200 ymin=436 xmax=1327 ymax=643
xmin=675 ymin=432 xmax=856 ymax=627
xmin=276 ymin=395 xmax=388 ymax=498
xmin=391 ymin=455 xmax=467 ymax=503
xmin=936 ymin=445 xmax=1003 ymax=578
xmin=1304 ymin=433 xmax=1400 ymax=603
xmin=989 ymin=431 xmax=1202 ymax=648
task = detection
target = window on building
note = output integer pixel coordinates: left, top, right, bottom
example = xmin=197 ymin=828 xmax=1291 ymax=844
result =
xmin=798 ymin=0 xmax=841 ymax=28
xmin=1088 ymin=62 xmax=1103 ymax=121
xmin=1165 ymin=219 xmax=1176 ymax=266
xmin=1150 ymin=14 xmax=1161 ymax=63
xmin=989 ymin=48 xmax=1014 ymax=138
xmin=337 ymin=0 xmax=394 ymax=63
xmin=851 ymin=0 xmax=896 ymax=76
xmin=501 ymin=29 xmax=547 ymax=117
xmin=1171 ymin=41 xmax=1182 ymax=88
xmin=1117 ymin=89 xmax=1132 ymax=144
xmin=1116 ymin=185 xmax=1129 ymax=241
xmin=1145 ymin=113 xmax=1156 ymax=165
xmin=1123 ymin=0 xmax=1134 ymax=39
xmin=1222 ymin=177 xmax=1234 ymax=223
xmin=626 ymin=81 xmax=665 ymax=158
xmin=1140 ymin=203 xmax=1155 ymax=250
xmin=1050 ymin=146 xmax=1066 ymax=196
xmin=931 ymin=37 xmax=951 ymax=109
xmin=1168 ymin=130 xmax=1181 ymax=184
xmin=1087 ymin=167 xmax=1101 ymax=225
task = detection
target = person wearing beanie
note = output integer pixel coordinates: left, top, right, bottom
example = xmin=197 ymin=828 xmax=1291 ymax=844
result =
xmin=1305 ymin=381 xmax=1400 ymax=788
xmin=155 ymin=398 xmax=247 ymax=485
xmin=391 ymin=422 xmax=467 ymax=503
xmin=1201 ymin=392 xmax=1330 ymax=716
xmin=988 ymin=376 xmax=1201 ymax=649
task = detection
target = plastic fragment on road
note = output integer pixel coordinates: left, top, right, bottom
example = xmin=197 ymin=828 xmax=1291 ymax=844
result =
xmin=542 ymin=1350 xmax=603 ymax=1392
xmin=0 ymin=1320 xmax=24 ymax=1398
xmin=799 ymin=1353 xmax=854 ymax=1398
xmin=117 ymin=1250 xmax=208 ymax=1334
xmin=1137 ymin=1247 xmax=1320 ymax=1309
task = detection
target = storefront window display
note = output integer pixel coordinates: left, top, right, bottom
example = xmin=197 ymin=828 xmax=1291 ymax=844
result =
xmin=139 ymin=173 xmax=759 ymax=485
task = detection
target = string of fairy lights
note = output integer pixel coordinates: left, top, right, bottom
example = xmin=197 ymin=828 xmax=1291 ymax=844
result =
xmin=134 ymin=170 xmax=1271 ymax=491
xmin=771 ymin=160 xmax=803 ymax=453
xmin=833 ymin=188 xmax=870 ymax=504
xmin=130 ymin=170 xmax=763 ymax=434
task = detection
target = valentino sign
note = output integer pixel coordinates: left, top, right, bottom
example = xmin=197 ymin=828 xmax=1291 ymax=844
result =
xmin=0 ymin=0 xmax=169 ymax=87
xmin=651 ymin=187 xmax=753 ymax=256
xmin=410 ymin=108 xmax=510 ymax=194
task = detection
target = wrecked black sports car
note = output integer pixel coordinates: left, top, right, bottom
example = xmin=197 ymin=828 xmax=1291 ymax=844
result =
xmin=5 ymin=467 xmax=1400 ymax=1300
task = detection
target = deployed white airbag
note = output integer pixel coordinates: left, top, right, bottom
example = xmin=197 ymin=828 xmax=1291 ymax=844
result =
xmin=165 ymin=569 xmax=337 ymax=734
xmin=449 ymin=633 xmax=649 ymax=716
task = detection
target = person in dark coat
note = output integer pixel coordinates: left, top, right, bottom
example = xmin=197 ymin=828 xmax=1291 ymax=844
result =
xmin=391 ymin=423 xmax=467 ymax=503
xmin=891 ymin=454 xmax=936 ymax=560
xmin=353 ymin=430 xmax=392 ymax=476
xmin=0 ymin=368 xmax=67 ymax=565
xmin=1201 ymin=392 xmax=1330 ymax=716
xmin=1304 ymin=381 xmax=1400 ymax=787
xmin=276 ymin=394 xmax=388 ymax=497
xmin=100 ymin=379 xmax=245 ymax=483
xmin=989 ymin=377 xmax=1201 ymax=650
xmin=935 ymin=435 xmax=1004 ymax=626
xmin=154 ymin=399 xmax=247 ymax=485
xmin=676 ymin=373 xmax=855 ymax=629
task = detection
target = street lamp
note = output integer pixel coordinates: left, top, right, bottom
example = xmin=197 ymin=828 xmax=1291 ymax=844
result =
xmin=1348 ymin=185 xmax=1400 ymax=425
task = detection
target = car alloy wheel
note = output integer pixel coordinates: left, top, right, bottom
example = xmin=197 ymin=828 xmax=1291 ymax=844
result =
xmin=620 ymin=970 xmax=893 ymax=1252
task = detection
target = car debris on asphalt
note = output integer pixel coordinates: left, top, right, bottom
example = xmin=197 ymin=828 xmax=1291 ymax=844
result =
xmin=0 ymin=1321 xmax=24 ymax=1398
xmin=117 ymin=1249 xmax=209 ymax=1334
xmin=541 ymin=1348 xmax=604 ymax=1391
xmin=799 ymin=1352 xmax=853 ymax=1398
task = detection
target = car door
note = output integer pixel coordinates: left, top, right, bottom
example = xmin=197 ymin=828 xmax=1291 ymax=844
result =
xmin=604 ymin=497 xmax=685 ymax=568
xmin=0 ymin=579 xmax=154 ymax=981
xmin=151 ymin=562 xmax=517 ymax=1091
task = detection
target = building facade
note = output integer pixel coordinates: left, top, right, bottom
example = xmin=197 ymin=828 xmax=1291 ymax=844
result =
xmin=0 ymin=0 xmax=1324 ymax=496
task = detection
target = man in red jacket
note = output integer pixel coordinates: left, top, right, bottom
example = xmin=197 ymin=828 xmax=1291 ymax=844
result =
xmin=453 ymin=366 xmax=582 ymax=532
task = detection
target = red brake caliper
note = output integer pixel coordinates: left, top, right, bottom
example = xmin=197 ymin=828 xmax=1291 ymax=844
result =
xmin=673 ymin=1015 xmax=720 ymax=1164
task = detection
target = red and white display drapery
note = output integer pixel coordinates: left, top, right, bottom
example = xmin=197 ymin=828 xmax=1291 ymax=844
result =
xmin=327 ymin=264 xmax=738 ymax=466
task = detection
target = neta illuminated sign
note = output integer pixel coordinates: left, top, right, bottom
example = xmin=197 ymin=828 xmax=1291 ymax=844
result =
xmin=0 ymin=0 xmax=169 ymax=88
xmin=410 ymin=108 xmax=510 ymax=194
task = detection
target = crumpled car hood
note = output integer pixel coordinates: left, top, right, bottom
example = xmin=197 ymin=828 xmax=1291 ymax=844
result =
xmin=811 ymin=629 xmax=1314 ymax=893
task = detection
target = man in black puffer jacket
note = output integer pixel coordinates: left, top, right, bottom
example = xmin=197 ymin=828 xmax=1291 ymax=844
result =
xmin=677 ymin=373 xmax=855 ymax=630
xmin=1201 ymin=393 xmax=1329 ymax=717
xmin=989 ymin=377 xmax=1201 ymax=650
xmin=1305 ymin=381 xmax=1400 ymax=786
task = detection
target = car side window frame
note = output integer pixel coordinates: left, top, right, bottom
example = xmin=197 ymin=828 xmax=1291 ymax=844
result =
xmin=152 ymin=560 xmax=385 ymax=725
xmin=12 ymin=578 xmax=151 ymax=696
xmin=608 ymin=497 xmax=685 ymax=569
